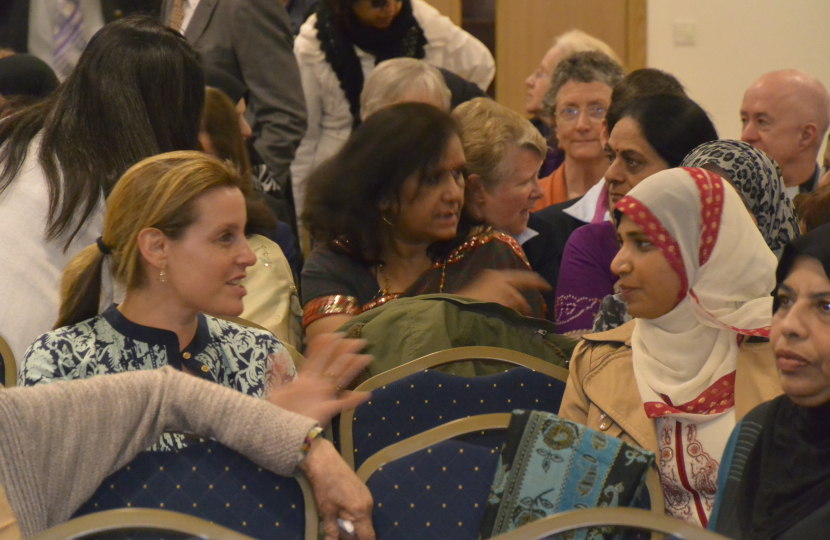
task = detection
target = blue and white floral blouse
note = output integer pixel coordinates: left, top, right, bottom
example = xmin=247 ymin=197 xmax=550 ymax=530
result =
xmin=19 ymin=304 xmax=297 ymax=450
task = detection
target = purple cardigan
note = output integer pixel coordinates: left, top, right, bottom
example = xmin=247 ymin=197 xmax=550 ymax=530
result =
xmin=554 ymin=221 xmax=619 ymax=336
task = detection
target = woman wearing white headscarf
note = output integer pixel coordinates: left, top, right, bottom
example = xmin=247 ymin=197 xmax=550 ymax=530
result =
xmin=559 ymin=167 xmax=783 ymax=527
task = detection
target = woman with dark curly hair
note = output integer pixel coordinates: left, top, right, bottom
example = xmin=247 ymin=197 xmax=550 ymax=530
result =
xmin=301 ymin=102 xmax=548 ymax=338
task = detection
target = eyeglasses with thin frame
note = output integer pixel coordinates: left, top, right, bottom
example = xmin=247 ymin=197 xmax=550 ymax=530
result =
xmin=557 ymin=104 xmax=608 ymax=123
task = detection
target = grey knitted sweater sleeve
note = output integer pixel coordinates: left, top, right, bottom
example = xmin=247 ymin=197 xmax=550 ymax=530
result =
xmin=0 ymin=367 xmax=318 ymax=537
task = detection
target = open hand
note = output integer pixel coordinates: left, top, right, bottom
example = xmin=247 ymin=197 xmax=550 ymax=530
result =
xmin=268 ymin=334 xmax=372 ymax=425
xmin=457 ymin=269 xmax=551 ymax=316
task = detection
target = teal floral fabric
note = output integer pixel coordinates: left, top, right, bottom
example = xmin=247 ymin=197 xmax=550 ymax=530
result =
xmin=480 ymin=410 xmax=656 ymax=539
xmin=19 ymin=305 xmax=296 ymax=451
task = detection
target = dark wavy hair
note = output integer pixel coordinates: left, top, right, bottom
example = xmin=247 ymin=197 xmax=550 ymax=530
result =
xmin=0 ymin=15 xmax=204 ymax=248
xmin=302 ymin=102 xmax=469 ymax=265
xmin=606 ymin=94 xmax=719 ymax=167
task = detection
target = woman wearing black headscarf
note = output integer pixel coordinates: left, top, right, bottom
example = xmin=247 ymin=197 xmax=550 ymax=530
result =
xmin=710 ymin=222 xmax=830 ymax=539
xmin=290 ymin=0 xmax=494 ymax=219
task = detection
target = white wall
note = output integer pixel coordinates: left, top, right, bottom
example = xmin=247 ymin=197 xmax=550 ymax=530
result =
xmin=647 ymin=0 xmax=830 ymax=145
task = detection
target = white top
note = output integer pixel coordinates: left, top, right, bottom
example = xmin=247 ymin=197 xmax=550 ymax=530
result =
xmin=563 ymin=178 xmax=610 ymax=223
xmin=290 ymin=0 xmax=495 ymax=221
xmin=180 ymin=0 xmax=202 ymax=32
xmin=28 ymin=0 xmax=104 ymax=72
xmin=0 ymin=138 xmax=104 ymax=365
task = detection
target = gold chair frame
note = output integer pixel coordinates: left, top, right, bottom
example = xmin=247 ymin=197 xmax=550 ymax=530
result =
xmin=340 ymin=346 xmax=570 ymax=469
xmin=487 ymin=507 xmax=731 ymax=540
xmin=28 ymin=508 xmax=258 ymax=540
xmin=0 ymin=334 xmax=15 ymax=388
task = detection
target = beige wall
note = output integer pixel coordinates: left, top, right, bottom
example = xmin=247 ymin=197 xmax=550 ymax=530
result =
xmin=422 ymin=0 xmax=461 ymax=25
xmin=648 ymin=0 xmax=830 ymax=146
xmin=495 ymin=0 xmax=645 ymax=114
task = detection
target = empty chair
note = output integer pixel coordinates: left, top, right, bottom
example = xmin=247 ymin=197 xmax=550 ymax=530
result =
xmin=357 ymin=414 xmax=511 ymax=540
xmin=339 ymin=346 xmax=569 ymax=469
xmin=73 ymin=440 xmax=317 ymax=540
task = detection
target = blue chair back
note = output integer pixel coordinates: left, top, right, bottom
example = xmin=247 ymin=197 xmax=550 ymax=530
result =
xmin=74 ymin=440 xmax=311 ymax=540
xmin=347 ymin=366 xmax=565 ymax=469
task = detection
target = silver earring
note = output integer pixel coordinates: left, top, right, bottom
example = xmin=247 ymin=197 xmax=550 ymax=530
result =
xmin=159 ymin=264 xmax=167 ymax=283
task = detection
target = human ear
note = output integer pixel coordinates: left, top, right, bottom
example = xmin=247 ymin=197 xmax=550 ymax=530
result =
xmin=466 ymin=174 xmax=486 ymax=203
xmin=136 ymin=228 xmax=170 ymax=271
xmin=800 ymin=123 xmax=818 ymax=149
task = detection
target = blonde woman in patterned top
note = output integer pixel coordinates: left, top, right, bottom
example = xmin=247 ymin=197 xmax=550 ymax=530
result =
xmin=19 ymin=153 xmax=300 ymax=448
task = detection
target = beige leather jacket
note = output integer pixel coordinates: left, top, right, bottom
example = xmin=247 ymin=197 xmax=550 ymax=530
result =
xmin=559 ymin=320 xmax=783 ymax=455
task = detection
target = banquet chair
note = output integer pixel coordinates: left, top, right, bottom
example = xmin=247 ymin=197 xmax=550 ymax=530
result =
xmin=339 ymin=346 xmax=569 ymax=469
xmin=30 ymin=508 xmax=257 ymax=540
xmin=73 ymin=440 xmax=317 ymax=540
xmin=356 ymin=413 xmax=511 ymax=540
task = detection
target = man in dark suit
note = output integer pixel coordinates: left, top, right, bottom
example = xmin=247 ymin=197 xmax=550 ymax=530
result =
xmin=0 ymin=0 xmax=161 ymax=54
xmin=161 ymin=0 xmax=307 ymax=194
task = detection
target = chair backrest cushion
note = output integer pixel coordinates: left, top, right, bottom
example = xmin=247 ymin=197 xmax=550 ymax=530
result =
xmin=480 ymin=410 xmax=656 ymax=539
xmin=366 ymin=438 xmax=501 ymax=540
xmin=351 ymin=367 xmax=565 ymax=469
xmin=73 ymin=440 xmax=306 ymax=539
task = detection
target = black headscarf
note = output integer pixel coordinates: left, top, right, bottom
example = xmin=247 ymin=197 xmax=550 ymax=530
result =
xmin=739 ymin=223 xmax=830 ymax=540
xmin=0 ymin=53 xmax=59 ymax=98
xmin=315 ymin=0 xmax=426 ymax=127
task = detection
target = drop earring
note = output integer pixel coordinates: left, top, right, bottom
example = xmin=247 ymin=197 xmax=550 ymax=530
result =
xmin=159 ymin=263 xmax=167 ymax=283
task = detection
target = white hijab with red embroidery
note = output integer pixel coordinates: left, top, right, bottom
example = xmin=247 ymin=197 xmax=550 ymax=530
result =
xmin=615 ymin=167 xmax=777 ymax=417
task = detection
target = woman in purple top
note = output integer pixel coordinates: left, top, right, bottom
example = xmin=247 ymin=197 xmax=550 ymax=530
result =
xmin=554 ymin=95 xmax=717 ymax=336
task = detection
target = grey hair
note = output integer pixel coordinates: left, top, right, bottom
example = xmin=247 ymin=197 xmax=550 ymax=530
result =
xmin=543 ymin=51 xmax=626 ymax=121
xmin=360 ymin=58 xmax=452 ymax=121
xmin=553 ymin=29 xmax=623 ymax=66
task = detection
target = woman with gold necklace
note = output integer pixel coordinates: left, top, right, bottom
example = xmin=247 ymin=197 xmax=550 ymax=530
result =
xmin=301 ymin=103 xmax=548 ymax=339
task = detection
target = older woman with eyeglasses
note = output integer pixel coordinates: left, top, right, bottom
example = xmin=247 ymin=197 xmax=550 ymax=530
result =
xmin=533 ymin=51 xmax=625 ymax=211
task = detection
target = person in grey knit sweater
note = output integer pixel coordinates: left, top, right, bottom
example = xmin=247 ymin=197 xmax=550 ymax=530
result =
xmin=0 ymin=333 xmax=375 ymax=540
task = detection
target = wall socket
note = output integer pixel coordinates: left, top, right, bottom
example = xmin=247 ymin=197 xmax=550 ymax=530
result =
xmin=674 ymin=20 xmax=696 ymax=46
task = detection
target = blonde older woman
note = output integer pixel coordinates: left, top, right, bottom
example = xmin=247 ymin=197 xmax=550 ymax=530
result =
xmin=454 ymin=97 xmax=559 ymax=319
xmin=534 ymin=51 xmax=625 ymax=210
xmin=360 ymin=57 xmax=451 ymax=120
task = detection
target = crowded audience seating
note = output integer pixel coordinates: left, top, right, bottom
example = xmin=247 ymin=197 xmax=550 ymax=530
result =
xmin=3 ymin=4 xmax=830 ymax=540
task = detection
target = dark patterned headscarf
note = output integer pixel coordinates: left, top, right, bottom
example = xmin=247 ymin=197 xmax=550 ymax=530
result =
xmin=681 ymin=140 xmax=800 ymax=258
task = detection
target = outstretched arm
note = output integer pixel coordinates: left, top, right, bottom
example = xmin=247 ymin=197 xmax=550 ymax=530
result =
xmin=0 ymin=367 xmax=314 ymax=536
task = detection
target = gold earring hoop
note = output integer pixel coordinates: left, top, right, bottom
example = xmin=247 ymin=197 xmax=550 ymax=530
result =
xmin=382 ymin=214 xmax=393 ymax=226
xmin=159 ymin=263 xmax=167 ymax=283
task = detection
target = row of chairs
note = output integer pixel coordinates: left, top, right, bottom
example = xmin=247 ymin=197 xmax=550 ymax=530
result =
xmin=31 ymin=507 xmax=731 ymax=540
xmin=4 ymin=320 xmax=726 ymax=540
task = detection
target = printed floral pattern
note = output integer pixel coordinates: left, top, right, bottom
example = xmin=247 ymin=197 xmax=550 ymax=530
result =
xmin=20 ymin=314 xmax=296 ymax=451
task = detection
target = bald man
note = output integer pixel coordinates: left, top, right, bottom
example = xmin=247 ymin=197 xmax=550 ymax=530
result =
xmin=740 ymin=70 xmax=830 ymax=196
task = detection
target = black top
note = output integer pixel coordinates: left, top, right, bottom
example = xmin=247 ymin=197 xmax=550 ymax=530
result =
xmin=522 ymin=213 xmax=567 ymax=322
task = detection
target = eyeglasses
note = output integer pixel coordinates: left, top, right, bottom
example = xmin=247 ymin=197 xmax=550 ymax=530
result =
xmin=557 ymin=104 xmax=608 ymax=123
